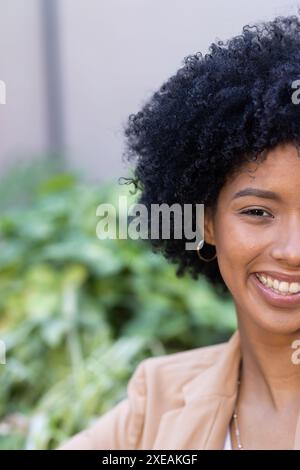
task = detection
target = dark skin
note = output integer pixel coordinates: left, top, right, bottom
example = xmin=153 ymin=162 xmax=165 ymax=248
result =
xmin=204 ymin=143 xmax=300 ymax=449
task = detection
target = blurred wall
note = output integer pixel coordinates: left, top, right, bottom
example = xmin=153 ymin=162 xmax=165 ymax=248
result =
xmin=0 ymin=0 xmax=298 ymax=181
xmin=0 ymin=0 xmax=47 ymax=173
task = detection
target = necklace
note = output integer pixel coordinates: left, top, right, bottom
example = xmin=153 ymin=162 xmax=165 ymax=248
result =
xmin=232 ymin=406 xmax=244 ymax=449
xmin=231 ymin=366 xmax=244 ymax=450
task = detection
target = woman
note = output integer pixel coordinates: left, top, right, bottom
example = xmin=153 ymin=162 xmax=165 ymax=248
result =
xmin=59 ymin=14 xmax=300 ymax=450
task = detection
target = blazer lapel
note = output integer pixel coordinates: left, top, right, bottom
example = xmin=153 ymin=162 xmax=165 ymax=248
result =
xmin=153 ymin=330 xmax=241 ymax=449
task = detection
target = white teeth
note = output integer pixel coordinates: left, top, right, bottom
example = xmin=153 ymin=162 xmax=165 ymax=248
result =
xmin=289 ymin=282 xmax=300 ymax=293
xmin=255 ymin=273 xmax=300 ymax=295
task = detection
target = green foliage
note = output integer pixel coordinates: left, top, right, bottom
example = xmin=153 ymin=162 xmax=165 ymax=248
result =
xmin=0 ymin=164 xmax=236 ymax=449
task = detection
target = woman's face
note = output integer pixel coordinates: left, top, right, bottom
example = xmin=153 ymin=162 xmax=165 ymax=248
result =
xmin=205 ymin=143 xmax=300 ymax=335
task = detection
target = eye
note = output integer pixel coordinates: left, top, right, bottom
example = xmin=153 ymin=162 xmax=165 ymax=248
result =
xmin=240 ymin=208 xmax=273 ymax=218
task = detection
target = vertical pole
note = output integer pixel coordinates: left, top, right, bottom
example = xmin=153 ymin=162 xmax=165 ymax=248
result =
xmin=41 ymin=0 xmax=64 ymax=163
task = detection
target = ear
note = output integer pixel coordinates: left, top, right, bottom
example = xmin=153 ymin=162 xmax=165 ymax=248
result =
xmin=203 ymin=206 xmax=216 ymax=246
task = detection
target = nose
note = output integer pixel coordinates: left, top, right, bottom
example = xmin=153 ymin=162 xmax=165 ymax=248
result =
xmin=270 ymin=215 xmax=300 ymax=267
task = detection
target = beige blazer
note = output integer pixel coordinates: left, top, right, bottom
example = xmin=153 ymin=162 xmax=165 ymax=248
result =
xmin=59 ymin=330 xmax=300 ymax=450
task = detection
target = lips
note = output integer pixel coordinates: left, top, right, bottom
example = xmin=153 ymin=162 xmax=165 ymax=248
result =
xmin=251 ymin=272 xmax=300 ymax=308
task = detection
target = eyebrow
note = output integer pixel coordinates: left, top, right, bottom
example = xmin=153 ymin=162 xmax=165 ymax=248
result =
xmin=232 ymin=188 xmax=282 ymax=202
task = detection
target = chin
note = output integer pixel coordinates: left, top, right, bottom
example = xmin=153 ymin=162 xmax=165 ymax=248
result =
xmin=248 ymin=309 xmax=300 ymax=336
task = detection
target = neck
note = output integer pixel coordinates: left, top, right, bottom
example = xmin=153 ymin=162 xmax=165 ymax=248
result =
xmin=237 ymin=316 xmax=300 ymax=412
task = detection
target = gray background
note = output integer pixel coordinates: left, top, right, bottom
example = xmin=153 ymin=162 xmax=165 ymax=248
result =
xmin=0 ymin=0 xmax=298 ymax=182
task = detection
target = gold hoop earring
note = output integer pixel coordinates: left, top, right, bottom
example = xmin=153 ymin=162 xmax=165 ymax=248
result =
xmin=196 ymin=239 xmax=217 ymax=262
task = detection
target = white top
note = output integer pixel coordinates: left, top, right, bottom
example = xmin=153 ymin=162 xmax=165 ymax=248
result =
xmin=223 ymin=426 xmax=232 ymax=450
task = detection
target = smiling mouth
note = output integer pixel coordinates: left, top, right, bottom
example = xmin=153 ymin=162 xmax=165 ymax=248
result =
xmin=254 ymin=273 xmax=300 ymax=297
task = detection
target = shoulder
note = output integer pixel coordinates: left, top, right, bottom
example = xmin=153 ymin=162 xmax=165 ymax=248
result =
xmin=58 ymin=338 xmax=233 ymax=450
xmin=125 ymin=339 xmax=231 ymax=448
xmin=127 ymin=339 xmax=229 ymax=403
xmin=139 ymin=339 xmax=228 ymax=375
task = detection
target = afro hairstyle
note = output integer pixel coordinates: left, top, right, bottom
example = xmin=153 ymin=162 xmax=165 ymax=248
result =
xmin=121 ymin=14 xmax=300 ymax=296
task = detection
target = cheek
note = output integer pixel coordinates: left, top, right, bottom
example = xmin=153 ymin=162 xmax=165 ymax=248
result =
xmin=214 ymin=215 xmax=265 ymax=282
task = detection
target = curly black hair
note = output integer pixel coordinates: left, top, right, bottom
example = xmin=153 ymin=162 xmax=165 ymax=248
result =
xmin=120 ymin=14 xmax=300 ymax=297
